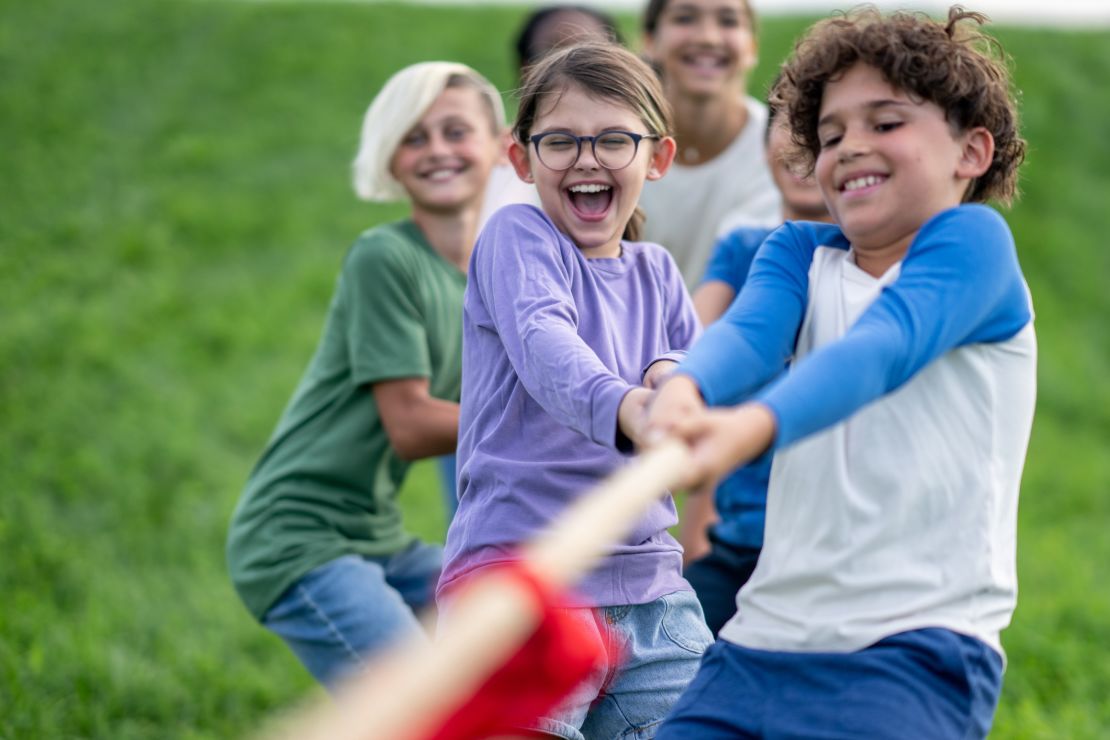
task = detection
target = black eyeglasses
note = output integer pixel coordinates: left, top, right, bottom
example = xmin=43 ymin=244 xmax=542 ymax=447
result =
xmin=529 ymin=130 xmax=660 ymax=171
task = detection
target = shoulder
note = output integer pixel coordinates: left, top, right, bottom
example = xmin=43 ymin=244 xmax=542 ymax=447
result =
xmin=473 ymin=204 xmax=579 ymax=281
xmin=484 ymin=203 xmax=556 ymax=234
xmin=477 ymin=205 xmax=564 ymax=254
xmin=346 ymin=220 xmax=420 ymax=271
xmin=907 ymin=205 xmax=1017 ymax=271
xmin=621 ymin=240 xmax=686 ymax=290
xmin=917 ymin=204 xmax=1012 ymax=245
xmin=765 ymin=220 xmax=849 ymax=256
xmin=625 ymin=239 xmax=681 ymax=275
xmin=715 ymin=225 xmax=776 ymax=256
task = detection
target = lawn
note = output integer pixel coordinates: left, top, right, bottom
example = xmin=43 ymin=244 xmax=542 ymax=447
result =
xmin=1 ymin=0 xmax=1108 ymax=737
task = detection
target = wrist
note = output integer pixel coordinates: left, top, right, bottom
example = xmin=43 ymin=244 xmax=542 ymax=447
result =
xmin=658 ymin=372 xmax=701 ymax=400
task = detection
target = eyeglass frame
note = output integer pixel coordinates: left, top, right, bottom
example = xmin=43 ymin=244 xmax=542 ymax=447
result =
xmin=528 ymin=130 xmax=661 ymax=172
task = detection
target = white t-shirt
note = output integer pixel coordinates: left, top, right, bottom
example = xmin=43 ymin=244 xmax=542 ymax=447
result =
xmin=722 ymin=242 xmax=1036 ymax=658
xmin=638 ymin=96 xmax=782 ymax=287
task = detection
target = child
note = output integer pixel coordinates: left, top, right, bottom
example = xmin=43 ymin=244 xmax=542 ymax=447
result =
xmin=226 ymin=62 xmax=505 ymax=688
xmin=514 ymin=4 xmax=623 ymax=78
xmin=438 ymin=42 xmax=712 ymax=740
xmin=679 ymin=98 xmax=834 ymax=633
xmin=638 ymin=0 xmax=782 ymax=286
xmin=648 ymin=8 xmax=1034 ymax=738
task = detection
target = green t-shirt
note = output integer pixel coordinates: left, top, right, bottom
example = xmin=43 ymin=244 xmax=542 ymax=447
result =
xmin=227 ymin=220 xmax=465 ymax=619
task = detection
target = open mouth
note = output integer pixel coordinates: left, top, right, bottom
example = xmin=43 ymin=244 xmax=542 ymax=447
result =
xmin=566 ymin=183 xmax=613 ymax=220
xmin=680 ymin=51 xmax=729 ymax=74
xmin=421 ymin=165 xmax=466 ymax=183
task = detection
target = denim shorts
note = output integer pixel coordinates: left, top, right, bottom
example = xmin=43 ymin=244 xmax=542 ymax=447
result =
xmin=532 ymin=590 xmax=712 ymax=740
xmin=261 ymin=542 xmax=442 ymax=688
xmin=656 ymin=628 xmax=1004 ymax=740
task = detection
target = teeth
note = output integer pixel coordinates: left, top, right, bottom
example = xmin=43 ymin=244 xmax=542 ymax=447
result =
xmin=569 ymin=183 xmax=611 ymax=194
xmin=693 ymin=54 xmax=722 ymax=65
xmin=843 ymin=174 xmax=884 ymax=191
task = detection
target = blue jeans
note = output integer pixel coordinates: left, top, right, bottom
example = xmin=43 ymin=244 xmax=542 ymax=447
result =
xmin=261 ymin=543 xmax=442 ymax=688
xmin=534 ymin=591 xmax=712 ymax=740
xmin=657 ymin=628 xmax=1003 ymax=739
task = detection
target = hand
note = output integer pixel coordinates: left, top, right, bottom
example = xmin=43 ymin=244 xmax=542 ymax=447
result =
xmin=617 ymin=387 xmax=653 ymax=449
xmin=644 ymin=374 xmax=705 ymax=446
xmin=670 ymin=402 xmax=777 ymax=488
xmin=642 ymin=359 xmax=678 ymax=390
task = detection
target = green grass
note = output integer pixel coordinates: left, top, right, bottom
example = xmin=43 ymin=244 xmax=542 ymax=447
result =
xmin=1 ymin=0 xmax=1108 ymax=736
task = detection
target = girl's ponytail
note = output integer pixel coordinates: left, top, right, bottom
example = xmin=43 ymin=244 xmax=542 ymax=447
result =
xmin=624 ymin=206 xmax=646 ymax=242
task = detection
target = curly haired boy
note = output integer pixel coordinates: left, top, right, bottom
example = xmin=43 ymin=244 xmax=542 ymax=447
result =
xmin=649 ymin=7 xmax=1035 ymax=738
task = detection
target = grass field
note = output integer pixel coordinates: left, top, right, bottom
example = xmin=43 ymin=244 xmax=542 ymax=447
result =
xmin=1 ymin=0 xmax=1108 ymax=737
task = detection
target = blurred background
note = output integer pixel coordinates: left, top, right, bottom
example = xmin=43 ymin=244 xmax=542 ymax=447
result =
xmin=1 ymin=0 xmax=1107 ymax=737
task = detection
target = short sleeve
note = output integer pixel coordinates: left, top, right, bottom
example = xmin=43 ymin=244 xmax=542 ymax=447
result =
xmin=699 ymin=227 xmax=770 ymax=292
xmin=340 ymin=231 xmax=431 ymax=385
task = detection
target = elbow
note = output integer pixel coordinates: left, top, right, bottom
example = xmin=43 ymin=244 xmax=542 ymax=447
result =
xmin=387 ymin=429 xmax=423 ymax=461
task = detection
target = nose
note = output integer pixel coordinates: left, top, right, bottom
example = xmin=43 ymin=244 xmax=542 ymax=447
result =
xmin=574 ymin=138 xmax=601 ymax=171
xmin=836 ymin=126 xmax=870 ymax=163
xmin=427 ymin=131 xmax=453 ymax=157
xmin=693 ymin=16 xmax=722 ymax=45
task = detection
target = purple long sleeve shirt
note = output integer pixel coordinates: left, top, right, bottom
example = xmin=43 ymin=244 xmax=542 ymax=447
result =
xmin=438 ymin=205 xmax=700 ymax=607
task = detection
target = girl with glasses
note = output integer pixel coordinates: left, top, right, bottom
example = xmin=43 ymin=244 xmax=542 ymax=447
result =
xmin=437 ymin=42 xmax=712 ymax=740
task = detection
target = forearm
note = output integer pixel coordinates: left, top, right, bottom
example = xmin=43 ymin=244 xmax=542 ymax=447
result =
xmin=374 ymin=379 xmax=460 ymax=461
xmin=385 ymin=396 xmax=460 ymax=460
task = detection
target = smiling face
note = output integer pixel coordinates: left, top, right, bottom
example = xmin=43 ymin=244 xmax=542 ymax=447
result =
xmin=643 ymin=0 xmax=756 ymax=101
xmin=814 ymin=63 xmax=991 ymax=272
xmin=508 ymin=83 xmax=675 ymax=257
xmin=389 ymin=86 xmax=501 ymax=216
xmin=766 ymin=116 xmax=827 ymax=221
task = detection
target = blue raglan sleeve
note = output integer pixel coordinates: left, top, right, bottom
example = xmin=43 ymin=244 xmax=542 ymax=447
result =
xmin=758 ymin=205 xmax=1032 ymax=448
xmin=680 ymin=221 xmax=829 ymax=406
xmin=699 ymin=227 xmax=774 ymax=293
xmin=470 ymin=205 xmax=631 ymax=448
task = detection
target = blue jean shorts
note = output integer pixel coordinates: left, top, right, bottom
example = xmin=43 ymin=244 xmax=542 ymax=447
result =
xmin=656 ymin=628 xmax=1004 ymax=740
xmin=532 ymin=590 xmax=712 ymax=740
xmin=261 ymin=542 xmax=442 ymax=689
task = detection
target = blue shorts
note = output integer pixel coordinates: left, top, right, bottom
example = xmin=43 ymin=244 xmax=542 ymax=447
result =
xmin=261 ymin=542 xmax=442 ymax=688
xmin=532 ymin=591 xmax=712 ymax=740
xmin=657 ymin=628 xmax=1003 ymax=740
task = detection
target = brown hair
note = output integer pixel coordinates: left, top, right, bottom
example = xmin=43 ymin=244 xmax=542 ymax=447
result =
xmin=513 ymin=42 xmax=674 ymax=240
xmin=642 ymin=0 xmax=756 ymax=37
xmin=773 ymin=5 xmax=1025 ymax=204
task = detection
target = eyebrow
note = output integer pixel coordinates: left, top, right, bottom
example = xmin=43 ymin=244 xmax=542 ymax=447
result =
xmin=818 ymin=99 xmax=911 ymax=128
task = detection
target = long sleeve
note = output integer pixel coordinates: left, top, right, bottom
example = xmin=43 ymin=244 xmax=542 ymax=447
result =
xmin=681 ymin=205 xmax=1033 ymax=449
xmin=470 ymin=206 xmax=632 ymax=447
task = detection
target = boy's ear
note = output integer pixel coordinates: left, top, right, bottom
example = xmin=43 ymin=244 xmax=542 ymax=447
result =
xmin=508 ymin=139 xmax=535 ymax=183
xmin=646 ymin=136 xmax=677 ymax=181
xmin=957 ymin=126 xmax=995 ymax=180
